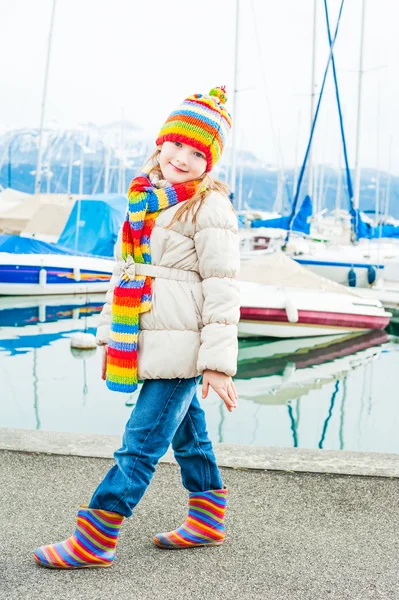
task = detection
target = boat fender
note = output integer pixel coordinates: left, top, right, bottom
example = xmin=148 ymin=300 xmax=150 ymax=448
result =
xmin=285 ymin=298 xmax=299 ymax=323
xmin=348 ymin=268 xmax=357 ymax=287
xmin=70 ymin=332 xmax=97 ymax=350
xmin=70 ymin=346 xmax=97 ymax=359
xmin=282 ymin=362 xmax=296 ymax=382
xmin=73 ymin=266 xmax=81 ymax=282
xmin=367 ymin=265 xmax=377 ymax=286
xmin=39 ymin=268 xmax=47 ymax=287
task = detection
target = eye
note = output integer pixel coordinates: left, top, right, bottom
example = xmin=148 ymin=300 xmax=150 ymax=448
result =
xmin=194 ymin=151 xmax=205 ymax=159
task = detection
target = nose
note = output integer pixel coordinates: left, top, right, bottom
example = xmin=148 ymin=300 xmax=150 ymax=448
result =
xmin=175 ymin=147 xmax=189 ymax=166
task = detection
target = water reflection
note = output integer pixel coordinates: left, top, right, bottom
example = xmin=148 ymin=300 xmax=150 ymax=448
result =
xmin=0 ymin=295 xmax=398 ymax=453
xmin=0 ymin=294 xmax=103 ymax=354
xmin=236 ymin=330 xmax=387 ymax=405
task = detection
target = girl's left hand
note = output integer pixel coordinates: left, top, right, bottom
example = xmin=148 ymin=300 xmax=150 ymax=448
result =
xmin=202 ymin=369 xmax=238 ymax=413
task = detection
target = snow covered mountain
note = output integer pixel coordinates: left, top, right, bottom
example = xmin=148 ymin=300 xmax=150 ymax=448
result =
xmin=0 ymin=122 xmax=397 ymax=216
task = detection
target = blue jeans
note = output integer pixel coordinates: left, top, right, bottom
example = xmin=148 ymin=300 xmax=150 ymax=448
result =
xmin=89 ymin=377 xmax=223 ymax=518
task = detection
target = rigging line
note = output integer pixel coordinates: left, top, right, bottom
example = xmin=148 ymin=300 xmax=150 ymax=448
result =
xmin=250 ymin=0 xmax=291 ymax=203
xmin=54 ymin=164 xmax=67 ymax=192
xmin=321 ymin=166 xmax=333 ymax=208
xmin=318 ymin=380 xmax=340 ymax=449
xmin=92 ymin=161 xmax=105 ymax=194
xmin=296 ymin=397 xmax=301 ymax=432
xmin=323 ymin=0 xmax=354 ymax=212
xmin=287 ymin=402 xmax=299 ymax=448
xmin=339 ymin=376 xmax=347 ymax=450
xmin=33 ymin=348 xmax=41 ymax=431
xmin=249 ymin=404 xmax=262 ymax=445
xmin=0 ymin=132 xmax=14 ymax=172
xmin=283 ymin=0 xmax=346 ymax=248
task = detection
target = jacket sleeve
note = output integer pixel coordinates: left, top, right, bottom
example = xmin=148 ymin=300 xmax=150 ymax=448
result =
xmin=95 ymin=227 xmax=122 ymax=345
xmin=194 ymin=192 xmax=241 ymax=376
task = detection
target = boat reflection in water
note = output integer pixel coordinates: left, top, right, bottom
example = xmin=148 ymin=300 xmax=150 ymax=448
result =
xmin=0 ymin=294 xmax=105 ymax=354
xmin=233 ymin=330 xmax=390 ymax=450
xmin=235 ymin=330 xmax=388 ymax=405
xmin=0 ymin=295 xmax=394 ymax=452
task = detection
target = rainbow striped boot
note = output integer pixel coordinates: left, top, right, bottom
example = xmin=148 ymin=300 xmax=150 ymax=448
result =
xmin=33 ymin=506 xmax=124 ymax=569
xmin=153 ymin=489 xmax=227 ymax=549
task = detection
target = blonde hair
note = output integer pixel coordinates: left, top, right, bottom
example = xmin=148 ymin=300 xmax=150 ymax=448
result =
xmin=140 ymin=148 xmax=233 ymax=226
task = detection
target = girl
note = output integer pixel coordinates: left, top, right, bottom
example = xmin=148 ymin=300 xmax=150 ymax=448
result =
xmin=33 ymin=86 xmax=240 ymax=569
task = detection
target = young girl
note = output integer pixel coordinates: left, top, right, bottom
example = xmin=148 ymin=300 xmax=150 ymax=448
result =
xmin=33 ymin=86 xmax=240 ymax=569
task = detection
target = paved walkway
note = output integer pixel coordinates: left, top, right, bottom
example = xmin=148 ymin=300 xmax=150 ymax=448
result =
xmin=1 ymin=449 xmax=398 ymax=600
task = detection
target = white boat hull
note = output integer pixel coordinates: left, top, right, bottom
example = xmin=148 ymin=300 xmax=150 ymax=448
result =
xmin=238 ymin=279 xmax=391 ymax=339
xmin=0 ymin=252 xmax=113 ymax=295
xmin=238 ymin=321 xmax=360 ymax=338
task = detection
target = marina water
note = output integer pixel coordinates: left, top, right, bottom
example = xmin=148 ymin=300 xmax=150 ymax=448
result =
xmin=1 ymin=295 xmax=398 ymax=454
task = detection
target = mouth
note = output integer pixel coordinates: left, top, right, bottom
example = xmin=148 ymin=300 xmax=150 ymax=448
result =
xmin=170 ymin=163 xmax=188 ymax=173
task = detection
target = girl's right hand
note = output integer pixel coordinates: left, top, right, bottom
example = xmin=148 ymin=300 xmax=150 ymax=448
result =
xmin=101 ymin=344 xmax=108 ymax=380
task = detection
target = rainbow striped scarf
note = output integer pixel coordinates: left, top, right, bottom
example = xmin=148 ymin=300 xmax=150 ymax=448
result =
xmin=106 ymin=171 xmax=202 ymax=393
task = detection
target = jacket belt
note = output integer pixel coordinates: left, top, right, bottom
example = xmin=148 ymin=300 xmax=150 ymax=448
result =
xmin=119 ymin=257 xmax=201 ymax=283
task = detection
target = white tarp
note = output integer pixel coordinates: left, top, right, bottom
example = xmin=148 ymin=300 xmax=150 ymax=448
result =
xmin=0 ymin=192 xmax=76 ymax=237
xmin=21 ymin=203 xmax=74 ymax=243
xmin=0 ymin=188 xmax=32 ymax=215
xmin=238 ymin=252 xmax=362 ymax=296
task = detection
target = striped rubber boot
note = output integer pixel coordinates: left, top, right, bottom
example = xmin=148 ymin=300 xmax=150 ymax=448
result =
xmin=33 ymin=506 xmax=124 ymax=569
xmin=153 ymin=488 xmax=227 ymax=549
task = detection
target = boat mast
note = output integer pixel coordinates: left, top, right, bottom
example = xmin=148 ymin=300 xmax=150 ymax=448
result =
xmin=335 ymin=157 xmax=342 ymax=217
xmin=67 ymin=140 xmax=74 ymax=194
xmin=35 ymin=0 xmax=57 ymax=194
xmin=104 ymin=144 xmax=111 ymax=194
xmin=308 ymin=0 xmax=318 ymax=202
xmin=230 ymin=0 xmax=240 ymax=207
xmin=385 ymin=136 xmax=392 ymax=219
xmin=238 ymin=132 xmax=244 ymax=211
xmin=118 ymin=110 xmax=125 ymax=194
xmin=353 ymin=0 xmax=367 ymax=212
xmin=75 ymin=130 xmax=87 ymax=251
xmin=79 ymin=131 xmax=86 ymax=196
xmin=375 ymin=69 xmax=381 ymax=223
xmin=293 ymin=110 xmax=301 ymax=198
xmin=46 ymin=135 xmax=53 ymax=193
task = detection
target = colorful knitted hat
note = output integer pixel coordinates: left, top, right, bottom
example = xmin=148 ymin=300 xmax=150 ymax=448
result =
xmin=156 ymin=86 xmax=232 ymax=172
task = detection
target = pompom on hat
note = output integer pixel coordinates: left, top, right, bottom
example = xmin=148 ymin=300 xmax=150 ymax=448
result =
xmin=156 ymin=86 xmax=232 ymax=173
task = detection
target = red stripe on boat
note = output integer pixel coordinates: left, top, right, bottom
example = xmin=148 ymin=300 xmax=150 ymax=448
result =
xmin=240 ymin=307 xmax=389 ymax=330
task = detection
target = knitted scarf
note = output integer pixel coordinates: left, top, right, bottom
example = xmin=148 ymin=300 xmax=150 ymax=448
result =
xmin=106 ymin=170 xmax=202 ymax=393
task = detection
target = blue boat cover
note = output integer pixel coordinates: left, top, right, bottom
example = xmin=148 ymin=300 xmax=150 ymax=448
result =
xmin=0 ymin=234 xmax=99 ymax=257
xmin=355 ymin=210 xmax=399 ymax=239
xmin=251 ymin=195 xmax=312 ymax=235
xmin=58 ymin=194 xmax=127 ymax=257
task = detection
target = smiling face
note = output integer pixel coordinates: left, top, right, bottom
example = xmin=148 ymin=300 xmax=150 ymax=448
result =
xmin=158 ymin=141 xmax=207 ymax=184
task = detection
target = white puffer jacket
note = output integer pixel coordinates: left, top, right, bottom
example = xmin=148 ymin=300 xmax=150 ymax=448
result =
xmin=96 ymin=189 xmax=241 ymax=379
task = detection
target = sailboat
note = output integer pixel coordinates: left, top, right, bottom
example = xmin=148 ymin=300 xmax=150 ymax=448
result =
xmin=237 ymin=1 xmax=399 ymax=316
xmin=238 ymin=253 xmax=391 ymax=338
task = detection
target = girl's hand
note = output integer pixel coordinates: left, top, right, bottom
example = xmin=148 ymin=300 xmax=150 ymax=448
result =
xmin=202 ymin=369 xmax=238 ymax=413
xmin=101 ymin=344 xmax=108 ymax=380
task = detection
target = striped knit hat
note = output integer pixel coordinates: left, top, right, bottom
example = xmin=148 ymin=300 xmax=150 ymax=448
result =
xmin=156 ymin=87 xmax=232 ymax=172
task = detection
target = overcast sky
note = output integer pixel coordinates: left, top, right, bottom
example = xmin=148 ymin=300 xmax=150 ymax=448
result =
xmin=1 ymin=0 xmax=398 ymax=173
